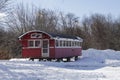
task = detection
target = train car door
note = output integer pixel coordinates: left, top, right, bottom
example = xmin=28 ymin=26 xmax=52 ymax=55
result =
xmin=42 ymin=40 xmax=49 ymax=57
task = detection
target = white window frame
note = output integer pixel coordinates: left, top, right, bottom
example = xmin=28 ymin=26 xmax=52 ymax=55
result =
xmin=31 ymin=33 xmax=36 ymax=38
xmin=55 ymin=38 xmax=82 ymax=48
xmin=28 ymin=39 xmax=41 ymax=48
xmin=31 ymin=33 xmax=42 ymax=38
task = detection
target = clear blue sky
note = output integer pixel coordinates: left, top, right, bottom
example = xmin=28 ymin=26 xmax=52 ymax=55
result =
xmin=15 ymin=0 xmax=120 ymax=19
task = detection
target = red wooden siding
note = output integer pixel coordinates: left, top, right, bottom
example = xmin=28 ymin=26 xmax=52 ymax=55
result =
xmin=49 ymin=39 xmax=55 ymax=58
xmin=22 ymin=48 xmax=41 ymax=58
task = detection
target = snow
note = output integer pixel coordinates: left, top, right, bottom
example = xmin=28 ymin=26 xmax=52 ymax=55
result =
xmin=0 ymin=48 xmax=120 ymax=80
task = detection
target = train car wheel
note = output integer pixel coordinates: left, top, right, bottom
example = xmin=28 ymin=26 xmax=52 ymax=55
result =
xmin=75 ymin=56 xmax=78 ymax=61
xmin=56 ymin=58 xmax=62 ymax=62
xmin=30 ymin=58 xmax=34 ymax=61
xmin=39 ymin=59 xmax=42 ymax=61
xmin=47 ymin=59 xmax=52 ymax=61
xmin=66 ymin=58 xmax=71 ymax=62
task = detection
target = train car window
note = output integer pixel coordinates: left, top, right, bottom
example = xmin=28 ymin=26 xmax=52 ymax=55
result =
xmin=75 ymin=41 xmax=77 ymax=47
xmin=63 ymin=41 xmax=66 ymax=47
xmin=56 ymin=40 xmax=59 ymax=47
xmin=76 ymin=42 xmax=78 ymax=46
xmin=73 ymin=41 xmax=75 ymax=46
xmin=80 ymin=42 xmax=82 ymax=46
xmin=72 ymin=41 xmax=74 ymax=46
xmin=60 ymin=40 xmax=62 ymax=47
xmin=64 ymin=41 xmax=66 ymax=47
xmin=28 ymin=40 xmax=41 ymax=48
xmin=66 ymin=41 xmax=69 ymax=47
xmin=28 ymin=40 xmax=34 ymax=47
xmin=31 ymin=33 xmax=36 ymax=38
xmin=65 ymin=41 xmax=68 ymax=47
xmin=31 ymin=33 xmax=42 ymax=38
xmin=76 ymin=42 xmax=78 ymax=47
xmin=73 ymin=41 xmax=76 ymax=47
xmin=36 ymin=34 xmax=42 ymax=38
xmin=78 ymin=42 xmax=80 ymax=47
xmin=68 ymin=41 xmax=71 ymax=47
xmin=35 ymin=40 xmax=41 ymax=47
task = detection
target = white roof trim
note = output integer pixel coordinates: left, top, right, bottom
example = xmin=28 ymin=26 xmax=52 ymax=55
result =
xmin=18 ymin=30 xmax=53 ymax=39
xmin=77 ymin=37 xmax=83 ymax=42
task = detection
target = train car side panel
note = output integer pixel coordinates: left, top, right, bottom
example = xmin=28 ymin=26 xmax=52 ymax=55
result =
xmin=22 ymin=48 xmax=41 ymax=58
xmin=49 ymin=39 xmax=55 ymax=58
xmin=55 ymin=48 xmax=82 ymax=58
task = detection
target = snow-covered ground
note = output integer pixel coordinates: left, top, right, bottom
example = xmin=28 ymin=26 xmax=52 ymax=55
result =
xmin=0 ymin=48 xmax=120 ymax=80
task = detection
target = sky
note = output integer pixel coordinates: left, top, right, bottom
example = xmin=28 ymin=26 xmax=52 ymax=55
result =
xmin=13 ymin=0 xmax=120 ymax=19
xmin=0 ymin=13 xmax=6 ymax=18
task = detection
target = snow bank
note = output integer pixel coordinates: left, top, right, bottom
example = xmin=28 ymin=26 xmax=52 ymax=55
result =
xmin=82 ymin=48 xmax=120 ymax=66
xmin=83 ymin=48 xmax=120 ymax=60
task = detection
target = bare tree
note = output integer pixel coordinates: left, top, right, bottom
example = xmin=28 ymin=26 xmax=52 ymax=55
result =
xmin=0 ymin=0 xmax=11 ymax=26
xmin=60 ymin=13 xmax=80 ymax=35
xmin=82 ymin=14 xmax=116 ymax=50
xmin=0 ymin=0 xmax=10 ymax=12
xmin=6 ymin=3 xmax=36 ymax=35
xmin=34 ymin=9 xmax=58 ymax=33
xmin=82 ymin=17 xmax=93 ymax=49
xmin=0 ymin=0 xmax=12 ymax=59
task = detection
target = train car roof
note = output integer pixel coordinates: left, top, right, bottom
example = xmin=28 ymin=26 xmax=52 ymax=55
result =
xmin=19 ymin=30 xmax=83 ymax=41
xmin=48 ymin=33 xmax=79 ymax=39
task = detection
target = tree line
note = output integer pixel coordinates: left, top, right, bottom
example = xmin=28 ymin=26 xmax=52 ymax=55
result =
xmin=0 ymin=0 xmax=120 ymax=59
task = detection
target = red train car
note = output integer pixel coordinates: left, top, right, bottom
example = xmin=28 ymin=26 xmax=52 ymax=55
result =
xmin=19 ymin=30 xmax=83 ymax=61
